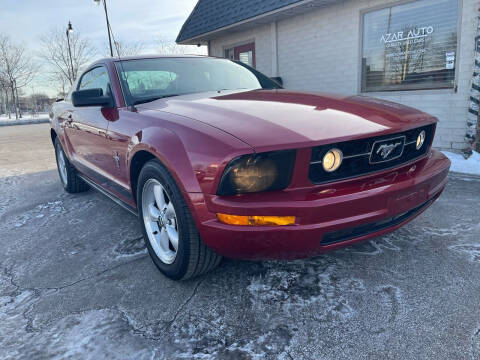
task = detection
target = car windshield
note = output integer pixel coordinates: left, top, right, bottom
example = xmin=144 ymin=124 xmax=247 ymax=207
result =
xmin=115 ymin=57 xmax=281 ymax=105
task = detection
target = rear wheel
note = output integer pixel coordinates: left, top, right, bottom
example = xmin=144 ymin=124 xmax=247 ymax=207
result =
xmin=54 ymin=138 xmax=89 ymax=193
xmin=137 ymin=159 xmax=221 ymax=280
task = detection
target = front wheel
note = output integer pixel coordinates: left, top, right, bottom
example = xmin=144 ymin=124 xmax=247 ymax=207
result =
xmin=137 ymin=159 xmax=221 ymax=280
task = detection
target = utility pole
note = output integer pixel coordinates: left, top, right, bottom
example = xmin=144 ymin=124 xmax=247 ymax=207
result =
xmin=66 ymin=21 xmax=75 ymax=84
xmin=94 ymin=0 xmax=114 ymax=57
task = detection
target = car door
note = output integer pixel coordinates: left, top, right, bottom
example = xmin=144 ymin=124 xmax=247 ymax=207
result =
xmin=65 ymin=66 xmax=113 ymax=184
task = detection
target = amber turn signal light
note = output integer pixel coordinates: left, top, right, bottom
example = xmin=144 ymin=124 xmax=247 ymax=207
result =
xmin=217 ymin=214 xmax=296 ymax=226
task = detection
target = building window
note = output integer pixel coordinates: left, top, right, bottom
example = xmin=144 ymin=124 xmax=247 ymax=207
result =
xmin=224 ymin=42 xmax=256 ymax=68
xmin=238 ymin=51 xmax=253 ymax=67
xmin=361 ymin=0 xmax=458 ymax=92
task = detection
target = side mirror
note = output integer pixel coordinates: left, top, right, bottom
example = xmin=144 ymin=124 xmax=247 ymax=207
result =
xmin=72 ymin=88 xmax=113 ymax=108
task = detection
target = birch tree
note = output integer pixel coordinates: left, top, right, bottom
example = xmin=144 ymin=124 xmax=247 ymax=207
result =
xmin=0 ymin=76 xmax=10 ymax=118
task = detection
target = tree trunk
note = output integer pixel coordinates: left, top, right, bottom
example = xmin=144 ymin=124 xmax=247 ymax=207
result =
xmin=1 ymin=89 xmax=6 ymax=115
xmin=5 ymin=89 xmax=11 ymax=119
xmin=11 ymin=85 xmax=18 ymax=120
xmin=15 ymin=85 xmax=21 ymax=118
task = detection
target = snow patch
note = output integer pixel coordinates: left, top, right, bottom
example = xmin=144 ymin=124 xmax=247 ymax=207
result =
xmin=449 ymin=244 xmax=480 ymax=263
xmin=364 ymin=286 xmax=401 ymax=334
xmin=442 ymin=151 xmax=480 ymax=176
xmin=0 ymin=273 xmax=154 ymax=360
xmin=5 ymin=201 xmax=65 ymax=229
xmin=0 ymin=113 xmax=49 ymax=125
xmin=345 ymin=236 xmax=403 ymax=256
xmin=472 ymin=327 xmax=480 ymax=360
xmin=247 ymin=258 xmax=365 ymax=321
xmin=114 ymin=236 xmax=147 ymax=258
xmin=168 ymin=313 xmax=293 ymax=360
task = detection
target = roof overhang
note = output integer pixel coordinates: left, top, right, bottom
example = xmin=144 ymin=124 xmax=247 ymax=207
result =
xmin=178 ymin=0 xmax=342 ymax=45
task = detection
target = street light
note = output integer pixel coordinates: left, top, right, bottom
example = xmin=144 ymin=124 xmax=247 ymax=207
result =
xmin=66 ymin=21 xmax=75 ymax=84
xmin=94 ymin=0 xmax=114 ymax=57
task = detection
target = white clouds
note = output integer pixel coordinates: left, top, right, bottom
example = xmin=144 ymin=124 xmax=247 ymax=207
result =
xmin=0 ymin=0 xmax=199 ymax=95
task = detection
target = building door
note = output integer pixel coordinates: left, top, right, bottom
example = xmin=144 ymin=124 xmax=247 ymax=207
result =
xmin=225 ymin=42 xmax=256 ymax=68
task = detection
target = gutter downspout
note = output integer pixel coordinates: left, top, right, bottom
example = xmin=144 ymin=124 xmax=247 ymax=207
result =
xmin=271 ymin=21 xmax=278 ymax=77
xmin=466 ymin=6 xmax=480 ymax=156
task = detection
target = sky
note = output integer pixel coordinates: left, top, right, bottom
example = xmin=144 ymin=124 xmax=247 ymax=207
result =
xmin=0 ymin=0 xmax=201 ymax=96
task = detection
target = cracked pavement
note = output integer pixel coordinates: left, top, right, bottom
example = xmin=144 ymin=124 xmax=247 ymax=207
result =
xmin=1 ymin=123 xmax=480 ymax=359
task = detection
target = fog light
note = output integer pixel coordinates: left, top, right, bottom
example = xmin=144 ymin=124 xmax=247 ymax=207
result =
xmin=217 ymin=214 xmax=295 ymax=226
xmin=323 ymin=148 xmax=343 ymax=172
xmin=416 ymin=130 xmax=426 ymax=150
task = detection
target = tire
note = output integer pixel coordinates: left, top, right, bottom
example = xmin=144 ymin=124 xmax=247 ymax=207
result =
xmin=54 ymin=137 xmax=89 ymax=194
xmin=137 ymin=159 xmax=221 ymax=280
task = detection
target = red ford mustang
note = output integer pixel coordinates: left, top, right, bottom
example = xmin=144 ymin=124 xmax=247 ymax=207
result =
xmin=50 ymin=55 xmax=450 ymax=280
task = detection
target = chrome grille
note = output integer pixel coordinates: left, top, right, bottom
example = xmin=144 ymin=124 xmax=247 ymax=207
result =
xmin=309 ymin=124 xmax=435 ymax=185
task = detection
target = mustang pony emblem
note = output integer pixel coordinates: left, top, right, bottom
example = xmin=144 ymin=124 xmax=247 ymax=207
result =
xmin=376 ymin=142 xmax=403 ymax=160
xmin=113 ymin=151 xmax=120 ymax=169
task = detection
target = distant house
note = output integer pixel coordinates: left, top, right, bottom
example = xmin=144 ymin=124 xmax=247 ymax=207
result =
xmin=177 ymin=0 xmax=480 ymax=152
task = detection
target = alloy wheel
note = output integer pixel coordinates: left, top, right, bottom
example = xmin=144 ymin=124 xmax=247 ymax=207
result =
xmin=56 ymin=145 xmax=68 ymax=186
xmin=141 ymin=179 xmax=179 ymax=264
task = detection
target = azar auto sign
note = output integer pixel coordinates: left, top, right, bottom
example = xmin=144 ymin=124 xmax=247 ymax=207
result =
xmin=381 ymin=26 xmax=434 ymax=43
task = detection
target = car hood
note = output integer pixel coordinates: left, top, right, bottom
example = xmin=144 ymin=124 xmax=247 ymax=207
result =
xmin=139 ymin=89 xmax=436 ymax=151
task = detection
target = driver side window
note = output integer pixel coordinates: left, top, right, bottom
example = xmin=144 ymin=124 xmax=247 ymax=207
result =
xmin=78 ymin=66 xmax=112 ymax=97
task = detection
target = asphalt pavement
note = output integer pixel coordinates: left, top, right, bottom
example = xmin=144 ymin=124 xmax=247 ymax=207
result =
xmin=1 ymin=123 xmax=480 ymax=359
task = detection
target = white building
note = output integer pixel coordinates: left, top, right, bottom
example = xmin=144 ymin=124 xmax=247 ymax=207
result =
xmin=177 ymin=0 xmax=480 ymax=153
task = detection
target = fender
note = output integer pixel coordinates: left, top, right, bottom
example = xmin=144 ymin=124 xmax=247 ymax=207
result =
xmin=127 ymin=127 xmax=202 ymax=195
xmin=51 ymin=104 xmax=76 ymax=160
xmin=127 ymin=127 xmax=209 ymax=229
xmin=126 ymin=123 xmax=253 ymax=229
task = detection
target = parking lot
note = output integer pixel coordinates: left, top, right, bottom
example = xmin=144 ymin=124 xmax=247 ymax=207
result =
xmin=1 ymin=123 xmax=480 ymax=359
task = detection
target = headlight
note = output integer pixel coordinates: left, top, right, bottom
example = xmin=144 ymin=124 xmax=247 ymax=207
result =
xmin=323 ymin=148 xmax=343 ymax=172
xmin=416 ymin=130 xmax=426 ymax=150
xmin=217 ymin=150 xmax=296 ymax=196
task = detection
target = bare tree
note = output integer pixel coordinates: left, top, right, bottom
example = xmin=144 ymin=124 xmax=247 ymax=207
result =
xmin=39 ymin=28 xmax=96 ymax=88
xmin=108 ymin=40 xmax=145 ymax=57
xmin=42 ymin=71 xmax=70 ymax=99
xmin=0 ymin=75 xmax=10 ymax=118
xmin=158 ymin=37 xmax=207 ymax=56
xmin=0 ymin=34 xmax=38 ymax=119
xmin=26 ymin=92 xmax=51 ymax=114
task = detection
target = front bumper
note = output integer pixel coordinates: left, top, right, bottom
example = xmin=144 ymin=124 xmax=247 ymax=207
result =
xmin=190 ymin=150 xmax=450 ymax=260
